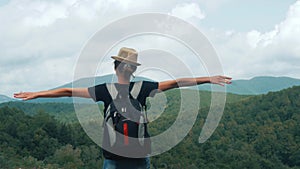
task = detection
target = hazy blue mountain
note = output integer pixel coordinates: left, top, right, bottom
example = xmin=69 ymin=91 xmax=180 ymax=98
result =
xmin=0 ymin=94 xmax=15 ymax=103
xmin=197 ymin=76 xmax=300 ymax=95
xmin=7 ymin=75 xmax=300 ymax=103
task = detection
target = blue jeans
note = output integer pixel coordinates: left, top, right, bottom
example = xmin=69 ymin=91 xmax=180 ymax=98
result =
xmin=103 ymin=157 xmax=150 ymax=169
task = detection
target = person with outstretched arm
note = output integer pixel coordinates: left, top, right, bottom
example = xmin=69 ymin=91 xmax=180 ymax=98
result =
xmin=14 ymin=47 xmax=231 ymax=169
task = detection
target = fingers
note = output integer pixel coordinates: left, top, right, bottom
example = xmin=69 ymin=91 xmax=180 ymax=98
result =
xmin=13 ymin=93 xmax=24 ymax=99
xmin=13 ymin=92 xmax=32 ymax=100
xmin=219 ymin=76 xmax=232 ymax=81
xmin=13 ymin=92 xmax=22 ymax=98
xmin=224 ymin=78 xmax=232 ymax=84
xmin=219 ymin=76 xmax=232 ymax=84
xmin=211 ymin=75 xmax=232 ymax=86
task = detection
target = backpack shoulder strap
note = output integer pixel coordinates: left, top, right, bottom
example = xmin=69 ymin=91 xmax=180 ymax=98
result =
xmin=106 ymin=82 xmax=142 ymax=100
xmin=106 ymin=83 xmax=118 ymax=100
xmin=130 ymin=81 xmax=143 ymax=99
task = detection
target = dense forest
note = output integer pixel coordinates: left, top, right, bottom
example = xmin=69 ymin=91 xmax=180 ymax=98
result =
xmin=0 ymin=86 xmax=299 ymax=168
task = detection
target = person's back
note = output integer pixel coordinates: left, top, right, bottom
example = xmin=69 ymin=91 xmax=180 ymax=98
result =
xmin=97 ymin=82 xmax=153 ymax=159
xmin=87 ymin=48 xmax=158 ymax=168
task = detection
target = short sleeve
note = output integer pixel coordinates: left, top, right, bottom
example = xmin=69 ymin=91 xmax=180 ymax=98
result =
xmin=88 ymin=83 xmax=110 ymax=103
xmin=137 ymin=81 xmax=159 ymax=105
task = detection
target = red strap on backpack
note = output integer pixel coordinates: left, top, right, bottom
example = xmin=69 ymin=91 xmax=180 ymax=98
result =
xmin=123 ymin=123 xmax=129 ymax=145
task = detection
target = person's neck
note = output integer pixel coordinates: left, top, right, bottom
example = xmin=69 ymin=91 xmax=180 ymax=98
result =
xmin=117 ymin=75 xmax=131 ymax=84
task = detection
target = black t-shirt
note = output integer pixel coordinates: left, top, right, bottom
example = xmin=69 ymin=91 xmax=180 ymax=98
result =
xmin=88 ymin=81 xmax=159 ymax=112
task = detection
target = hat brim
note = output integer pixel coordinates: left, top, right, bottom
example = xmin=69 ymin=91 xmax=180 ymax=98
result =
xmin=111 ymin=56 xmax=141 ymax=66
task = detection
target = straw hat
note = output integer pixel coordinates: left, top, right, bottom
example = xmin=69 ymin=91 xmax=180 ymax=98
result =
xmin=111 ymin=47 xmax=141 ymax=66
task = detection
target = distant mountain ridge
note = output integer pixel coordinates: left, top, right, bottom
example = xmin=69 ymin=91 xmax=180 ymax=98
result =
xmin=198 ymin=76 xmax=300 ymax=95
xmin=0 ymin=94 xmax=15 ymax=103
xmin=1 ymin=75 xmax=300 ymax=103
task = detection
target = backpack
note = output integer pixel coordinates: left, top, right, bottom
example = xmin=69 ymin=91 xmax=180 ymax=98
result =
xmin=102 ymin=81 xmax=151 ymax=159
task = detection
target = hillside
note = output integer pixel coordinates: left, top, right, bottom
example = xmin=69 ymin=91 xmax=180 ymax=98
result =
xmin=152 ymin=85 xmax=300 ymax=168
xmin=0 ymin=86 xmax=299 ymax=168
xmin=0 ymin=89 xmax=249 ymax=124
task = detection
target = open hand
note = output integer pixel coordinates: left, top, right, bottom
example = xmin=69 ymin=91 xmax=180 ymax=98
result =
xmin=210 ymin=76 xmax=232 ymax=86
xmin=14 ymin=92 xmax=38 ymax=101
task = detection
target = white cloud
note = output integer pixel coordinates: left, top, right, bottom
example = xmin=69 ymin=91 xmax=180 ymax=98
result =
xmin=170 ymin=3 xmax=205 ymax=20
xmin=197 ymin=0 xmax=229 ymax=12
xmin=22 ymin=1 xmax=70 ymax=27
xmin=1 ymin=56 xmax=76 ymax=97
xmin=246 ymin=1 xmax=300 ymax=51
xmin=208 ymin=1 xmax=300 ymax=79
xmin=0 ymin=0 xmax=167 ymax=96
xmin=246 ymin=29 xmax=278 ymax=48
xmin=0 ymin=0 xmax=299 ymax=96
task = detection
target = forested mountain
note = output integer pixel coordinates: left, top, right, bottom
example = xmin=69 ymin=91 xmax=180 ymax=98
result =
xmin=153 ymin=85 xmax=300 ymax=168
xmin=0 ymin=90 xmax=248 ymax=124
xmin=0 ymin=86 xmax=299 ymax=168
xmin=0 ymin=107 xmax=102 ymax=168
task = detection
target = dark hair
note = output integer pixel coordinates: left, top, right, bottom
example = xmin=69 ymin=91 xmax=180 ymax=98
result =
xmin=114 ymin=60 xmax=121 ymax=70
xmin=114 ymin=60 xmax=137 ymax=72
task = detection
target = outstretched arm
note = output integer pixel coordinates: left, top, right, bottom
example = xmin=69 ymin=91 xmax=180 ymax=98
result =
xmin=14 ymin=88 xmax=91 ymax=101
xmin=158 ymin=75 xmax=232 ymax=91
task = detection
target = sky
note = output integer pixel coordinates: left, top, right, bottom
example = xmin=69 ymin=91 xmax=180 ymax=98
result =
xmin=0 ymin=0 xmax=299 ymax=96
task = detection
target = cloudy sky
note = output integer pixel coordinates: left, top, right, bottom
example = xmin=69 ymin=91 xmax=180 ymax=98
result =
xmin=0 ymin=0 xmax=299 ymax=96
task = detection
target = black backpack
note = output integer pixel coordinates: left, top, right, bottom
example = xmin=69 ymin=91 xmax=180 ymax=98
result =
xmin=102 ymin=82 xmax=151 ymax=159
